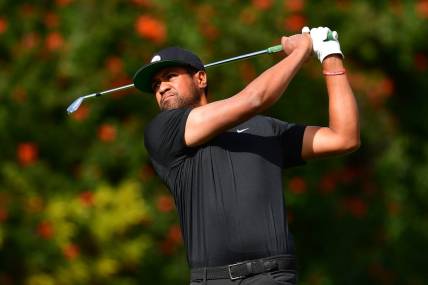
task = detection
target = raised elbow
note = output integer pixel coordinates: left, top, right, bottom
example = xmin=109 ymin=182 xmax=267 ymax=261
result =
xmin=343 ymin=137 xmax=361 ymax=153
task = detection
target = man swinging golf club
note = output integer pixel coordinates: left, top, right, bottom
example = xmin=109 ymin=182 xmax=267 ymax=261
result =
xmin=134 ymin=27 xmax=360 ymax=285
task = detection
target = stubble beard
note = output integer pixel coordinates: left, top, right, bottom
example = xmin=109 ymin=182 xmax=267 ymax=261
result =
xmin=160 ymin=85 xmax=201 ymax=111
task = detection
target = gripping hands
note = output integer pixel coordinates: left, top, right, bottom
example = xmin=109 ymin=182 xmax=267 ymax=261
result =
xmin=302 ymin=26 xmax=343 ymax=63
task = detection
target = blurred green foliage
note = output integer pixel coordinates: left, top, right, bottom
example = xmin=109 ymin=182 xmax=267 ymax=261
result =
xmin=0 ymin=0 xmax=427 ymax=284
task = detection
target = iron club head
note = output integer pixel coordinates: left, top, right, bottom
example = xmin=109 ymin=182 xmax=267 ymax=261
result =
xmin=66 ymin=97 xmax=84 ymax=114
xmin=66 ymin=84 xmax=134 ymax=115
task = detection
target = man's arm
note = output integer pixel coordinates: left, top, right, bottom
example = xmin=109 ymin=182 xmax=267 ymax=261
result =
xmin=184 ymin=34 xmax=312 ymax=147
xmin=301 ymin=56 xmax=360 ymax=159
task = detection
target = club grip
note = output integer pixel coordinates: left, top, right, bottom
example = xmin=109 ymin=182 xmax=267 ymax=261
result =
xmin=267 ymin=30 xmax=337 ymax=54
xmin=267 ymin=45 xmax=283 ymax=54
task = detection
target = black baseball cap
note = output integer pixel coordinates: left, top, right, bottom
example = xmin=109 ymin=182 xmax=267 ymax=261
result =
xmin=133 ymin=47 xmax=205 ymax=94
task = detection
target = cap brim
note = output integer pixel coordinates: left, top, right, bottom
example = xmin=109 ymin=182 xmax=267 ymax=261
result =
xmin=133 ymin=60 xmax=191 ymax=94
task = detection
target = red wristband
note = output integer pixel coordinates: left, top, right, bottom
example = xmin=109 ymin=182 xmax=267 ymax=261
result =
xmin=323 ymin=69 xmax=346 ymax=76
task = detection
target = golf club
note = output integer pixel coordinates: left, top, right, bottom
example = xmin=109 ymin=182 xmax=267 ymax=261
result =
xmin=66 ymin=30 xmax=337 ymax=114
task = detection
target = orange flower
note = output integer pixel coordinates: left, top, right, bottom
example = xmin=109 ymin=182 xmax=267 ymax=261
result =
xmin=0 ymin=193 xmax=10 ymax=208
xmin=239 ymin=7 xmax=258 ymax=25
xmin=98 ymin=124 xmax=116 ymax=142
xmin=336 ymin=0 xmax=351 ymax=10
xmin=56 ymin=0 xmax=73 ymax=7
xmin=135 ymin=15 xmax=166 ymax=44
xmin=140 ymin=164 xmax=155 ymax=181
xmin=167 ymin=224 xmax=182 ymax=244
xmin=22 ymin=32 xmax=40 ymax=50
xmin=156 ymin=194 xmax=175 ymax=213
xmin=159 ymin=239 xmax=175 ymax=256
xmin=20 ymin=4 xmax=35 ymax=17
xmin=131 ymin=0 xmax=152 ymax=6
xmin=196 ymin=5 xmax=219 ymax=40
xmin=318 ymin=172 xmax=338 ymax=194
xmin=26 ymin=196 xmax=44 ymax=213
xmin=288 ymin=176 xmax=307 ymax=194
xmin=79 ymin=191 xmax=94 ymax=207
xmin=252 ymin=0 xmax=273 ymax=10
xmin=17 ymin=142 xmax=38 ymax=166
xmin=284 ymin=14 xmax=306 ymax=32
xmin=71 ymin=104 xmax=90 ymax=121
xmin=0 ymin=17 xmax=7 ymax=34
xmin=105 ymin=56 xmax=124 ymax=75
xmin=367 ymin=77 xmax=394 ymax=106
xmin=200 ymin=24 xmax=219 ymax=41
xmin=36 ymin=220 xmax=54 ymax=239
xmin=416 ymin=0 xmax=428 ymax=18
xmin=63 ymin=243 xmax=80 ymax=260
xmin=12 ymin=88 xmax=27 ymax=103
xmin=45 ymin=32 xmax=64 ymax=51
xmin=390 ymin=0 xmax=403 ymax=16
xmin=343 ymin=197 xmax=367 ymax=218
xmin=109 ymin=77 xmax=133 ymax=98
xmin=44 ymin=12 xmax=59 ymax=29
xmin=0 ymin=207 xmax=8 ymax=223
xmin=414 ymin=53 xmax=428 ymax=71
xmin=159 ymin=224 xmax=183 ymax=255
xmin=348 ymin=71 xmax=369 ymax=92
xmin=284 ymin=0 xmax=305 ymax=12
xmin=378 ymin=78 xmax=394 ymax=96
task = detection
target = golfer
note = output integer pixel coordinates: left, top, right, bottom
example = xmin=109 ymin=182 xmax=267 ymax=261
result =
xmin=133 ymin=27 xmax=359 ymax=285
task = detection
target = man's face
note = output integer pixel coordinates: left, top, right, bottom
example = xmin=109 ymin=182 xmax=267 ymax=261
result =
xmin=151 ymin=66 xmax=204 ymax=111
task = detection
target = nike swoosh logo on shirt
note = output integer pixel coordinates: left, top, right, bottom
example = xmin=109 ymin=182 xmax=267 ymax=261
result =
xmin=237 ymin=128 xmax=249 ymax=133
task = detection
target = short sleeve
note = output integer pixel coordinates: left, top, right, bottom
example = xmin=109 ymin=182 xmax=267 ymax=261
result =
xmin=144 ymin=108 xmax=192 ymax=170
xmin=269 ymin=117 xmax=307 ymax=168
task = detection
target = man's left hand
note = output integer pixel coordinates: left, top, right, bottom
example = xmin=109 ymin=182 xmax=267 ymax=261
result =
xmin=304 ymin=26 xmax=344 ymax=63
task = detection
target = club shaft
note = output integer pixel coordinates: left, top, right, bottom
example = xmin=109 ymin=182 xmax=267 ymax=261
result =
xmin=67 ymin=44 xmax=283 ymax=113
xmin=204 ymin=49 xmax=269 ymax=68
xmin=81 ymin=46 xmax=283 ymax=98
xmin=93 ymin=83 xmax=135 ymax=97
xmin=72 ymin=30 xmax=337 ymax=101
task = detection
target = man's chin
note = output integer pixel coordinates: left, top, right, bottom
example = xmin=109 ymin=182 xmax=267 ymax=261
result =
xmin=160 ymin=99 xmax=190 ymax=111
xmin=159 ymin=95 xmax=199 ymax=111
xmin=160 ymin=101 xmax=178 ymax=111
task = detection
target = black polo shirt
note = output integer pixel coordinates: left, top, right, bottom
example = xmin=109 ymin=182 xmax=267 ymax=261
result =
xmin=144 ymin=108 xmax=306 ymax=268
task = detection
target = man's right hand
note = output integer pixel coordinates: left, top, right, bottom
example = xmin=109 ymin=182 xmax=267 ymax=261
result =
xmin=281 ymin=33 xmax=312 ymax=61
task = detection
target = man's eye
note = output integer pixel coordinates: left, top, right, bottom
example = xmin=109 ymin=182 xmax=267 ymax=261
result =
xmin=167 ymin=73 xmax=177 ymax=79
xmin=152 ymin=81 xmax=160 ymax=91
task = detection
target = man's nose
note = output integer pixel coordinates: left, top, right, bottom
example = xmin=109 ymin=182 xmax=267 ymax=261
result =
xmin=159 ymin=82 xmax=171 ymax=95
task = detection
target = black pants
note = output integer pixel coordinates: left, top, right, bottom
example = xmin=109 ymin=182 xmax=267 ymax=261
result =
xmin=190 ymin=269 xmax=297 ymax=284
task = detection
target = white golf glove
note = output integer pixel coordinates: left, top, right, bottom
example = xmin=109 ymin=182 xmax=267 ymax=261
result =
xmin=302 ymin=26 xmax=343 ymax=63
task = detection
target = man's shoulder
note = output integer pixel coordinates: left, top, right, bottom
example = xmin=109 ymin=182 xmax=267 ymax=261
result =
xmin=147 ymin=108 xmax=191 ymax=125
xmin=144 ymin=108 xmax=193 ymax=171
xmin=145 ymin=108 xmax=192 ymax=135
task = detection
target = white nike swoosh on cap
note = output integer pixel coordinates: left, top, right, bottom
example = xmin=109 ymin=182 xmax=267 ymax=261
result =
xmin=236 ymin=128 xmax=249 ymax=133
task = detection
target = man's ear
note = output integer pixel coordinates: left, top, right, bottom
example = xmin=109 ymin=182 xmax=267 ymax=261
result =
xmin=194 ymin=70 xmax=207 ymax=88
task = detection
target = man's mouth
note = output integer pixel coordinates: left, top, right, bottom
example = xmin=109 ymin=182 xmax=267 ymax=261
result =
xmin=161 ymin=92 xmax=176 ymax=105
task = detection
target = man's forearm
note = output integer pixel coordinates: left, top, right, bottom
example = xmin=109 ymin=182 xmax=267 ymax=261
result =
xmin=184 ymin=34 xmax=311 ymax=147
xmin=324 ymin=56 xmax=360 ymax=148
xmin=238 ymin=46 xmax=308 ymax=113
